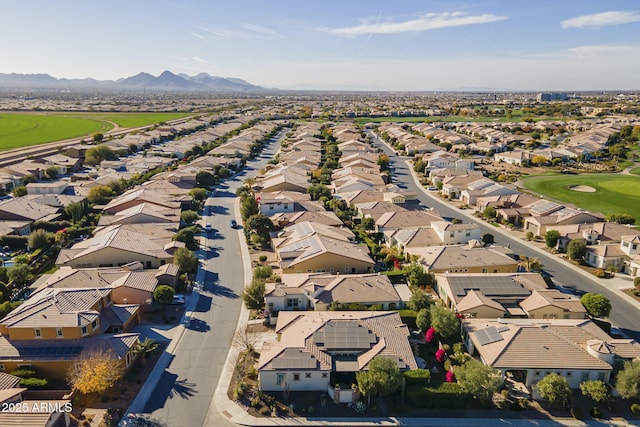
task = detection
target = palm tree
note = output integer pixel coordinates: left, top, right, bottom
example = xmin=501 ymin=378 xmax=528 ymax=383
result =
xmin=134 ymin=338 xmax=159 ymax=364
xmin=379 ymin=245 xmax=404 ymax=269
xmin=517 ymin=256 xmax=542 ymax=272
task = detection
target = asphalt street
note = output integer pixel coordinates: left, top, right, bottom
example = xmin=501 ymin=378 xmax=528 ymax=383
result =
xmin=369 ymin=131 xmax=640 ymax=342
xmin=139 ymin=137 xmax=282 ymax=427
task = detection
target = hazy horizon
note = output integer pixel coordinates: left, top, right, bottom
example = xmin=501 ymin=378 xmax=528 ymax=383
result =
xmin=1 ymin=0 xmax=639 ymax=91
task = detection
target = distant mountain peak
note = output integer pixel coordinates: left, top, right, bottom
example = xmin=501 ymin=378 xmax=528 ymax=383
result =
xmin=0 ymin=71 xmax=265 ymax=92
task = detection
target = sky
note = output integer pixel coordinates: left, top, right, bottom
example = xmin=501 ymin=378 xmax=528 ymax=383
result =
xmin=1 ymin=0 xmax=639 ymax=91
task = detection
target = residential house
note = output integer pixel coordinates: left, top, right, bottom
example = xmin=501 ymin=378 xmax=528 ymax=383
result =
xmin=257 ymin=191 xmax=318 ymax=216
xmin=56 ymin=224 xmax=178 ymax=269
xmin=0 ymin=287 xmax=140 ymax=379
xmin=41 ymin=153 xmax=83 ymax=174
xmin=273 ymin=222 xmax=374 ymax=274
xmin=97 ymin=202 xmax=180 ymax=227
xmin=462 ymin=318 xmax=640 ymax=390
xmin=551 ymin=222 xmax=640 ymax=252
xmin=270 ymin=210 xmax=343 ymax=229
xmin=584 ymin=244 xmax=626 ymax=271
xmin=430 ymin=221 xmax=482 ymax=245
xmin=421 ymin=151 xmax=474 ymax=171
xmin=258 ymin=311 xmax=418 ymax=393
xmin=460 ymin=180 xmax=519 ymax=206
xmin=523 ymin=200 xmax=604 ymax=236
xmin=409 ymin=244 xmax=518 ymax=274
xmin=30 ymin=262 xmax=178 ymax=305
xmin=494 ymin=150 xmax=533 ymax=166
xmin=0 ymin=198 xmax=60 ymax=222
xmin=25 ymin=181 xmax=69 ymax=195
xmin=436 ymin=273 xmax=584 ymax=319
xmin=264 ymin=273 xmax=405 ymax=315
xmin=374 ymin=210 xmax=442 ymax=233
xmin=101 ymin=187 xmax=183 ymax=215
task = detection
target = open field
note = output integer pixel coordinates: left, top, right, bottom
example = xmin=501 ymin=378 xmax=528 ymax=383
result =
xmin=0 ymin=112 xmax=191 ymax=151
xmin=521 ymin=173 xmax=640 ymax=220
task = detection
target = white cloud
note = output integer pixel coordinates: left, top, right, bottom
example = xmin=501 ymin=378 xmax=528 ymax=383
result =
xmin=568 ymin=44 xmax=638 ymax=57
xmin=324 ymin=12 xmax=507 ymax=37
xmin=191 ymin=32 xmax=207 ymax=41
xmin=192 ymin=56 xmax=208 ymax=64
xmin=561 ymin=10 xmax=640 ymax=29
xmin=243 ymin=24 xmax=283 ymax=38
xmin=193 ymin=25 xmax=228 ymax=38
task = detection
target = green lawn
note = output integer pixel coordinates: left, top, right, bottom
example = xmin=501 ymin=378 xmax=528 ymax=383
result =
xmin=78 ymin=112 xmax=192 ymax=128
xmin=521 ymin=173 xmax=640 ymax=220
xmin=0 ymin=112 xmax=192 ymax=151
xmin=629 ymin=167 xmax=640 ymax=176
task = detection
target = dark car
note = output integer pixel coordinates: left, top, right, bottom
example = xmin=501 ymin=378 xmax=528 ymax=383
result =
xmin=230 ymin=219 xmax=237 ymax=228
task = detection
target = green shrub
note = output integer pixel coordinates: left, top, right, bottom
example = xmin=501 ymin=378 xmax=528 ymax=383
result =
xmin=19 ymin=377 xmax=48 ymax=389
xmin=258 ymin=406 xmax=270 ymax=415
xmin=631 ymin=403 xmax=640 ymax=416
xmin=520 ymin=398 xmax=531 ymax=409
xmin=405 ymin=382 xmax=466 ymax=409
xmin=259 ymin=255 xmax=268 ymax=263
xmin=246 ymin=365 xmax=258 ymax=380
xmin=10 ymin=368 xmax=36 ymax=378
xmin=634 ymin=276 xmax=640 ymax=288
xmin=571 ymin=407 xmax=585 ymax=420
xmin=590 ymin=406 xmax=601 ymax=418
xmin=592 ymin=268 xmax=606 ymax=278
xmin=403 ymin=369 xmax=431 ymax=384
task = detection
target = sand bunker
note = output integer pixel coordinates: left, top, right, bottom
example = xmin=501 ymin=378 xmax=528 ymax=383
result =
xmin=569 ymin=185 xmax=596 ymax=193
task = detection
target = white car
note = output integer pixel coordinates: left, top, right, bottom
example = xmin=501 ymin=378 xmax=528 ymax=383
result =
xmin=171 ymin=294 xmax=185 ymax=305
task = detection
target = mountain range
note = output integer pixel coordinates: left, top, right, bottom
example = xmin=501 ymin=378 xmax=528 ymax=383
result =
xmin=0 ymin=71 xmax=265 ymax=92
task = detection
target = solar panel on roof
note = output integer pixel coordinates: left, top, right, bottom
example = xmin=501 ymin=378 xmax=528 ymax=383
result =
xmin=449 ymin=276 xmax=530 ymax=297
xmin=474 ymin=326 xmax=504 ymax=346
xmin=19 ymin=346 xmax=83 ymax=357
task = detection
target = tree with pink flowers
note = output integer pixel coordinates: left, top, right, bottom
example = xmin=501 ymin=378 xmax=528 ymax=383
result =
xmin=425 ymin=327 xmax=436 ymax=343
xmin=435 ymin=348 xmax=446 ymax=363
xmin=445 ymin=371 xmax=456 ymax=383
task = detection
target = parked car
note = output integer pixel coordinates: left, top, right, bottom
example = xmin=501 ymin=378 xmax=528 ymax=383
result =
xmin=205 ymin=224 xmax=212 ymax=232
xmin=171 ymin=294 xmax=185 ymax=305
xmin=230 ymin=219 xmax=237 ymax=229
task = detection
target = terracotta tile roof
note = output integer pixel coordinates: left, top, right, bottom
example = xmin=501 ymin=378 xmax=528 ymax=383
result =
xmin=456 ymin=290 xmax=505 ymax=313
xmin=259 ymin=311 xmax=417 ymax=372
xmin=463 ymin=318 xmax=633 ymax=371
xmin=0 ymin=372 xmax=20 ymax=390
xmin=1 ymin=288 xmax=111 ymax=329
xmin=520 ymin=290 xmax=586 ymax=315
xmin=414 ymin=245 xmax=518 ymax=272
xmin=0 ymin=333 xmax=139 ymax=363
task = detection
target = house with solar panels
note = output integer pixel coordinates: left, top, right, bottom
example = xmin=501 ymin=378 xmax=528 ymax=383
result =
xmin=258 ymin=311 xmax=417 ymax=396
xmin=462 ymin=318 xmax=640 ymax=390
xmin=0 ymin=287 xmax=140 ymax=379
xmin=435 ymin=272 xmax=586 ymax=320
